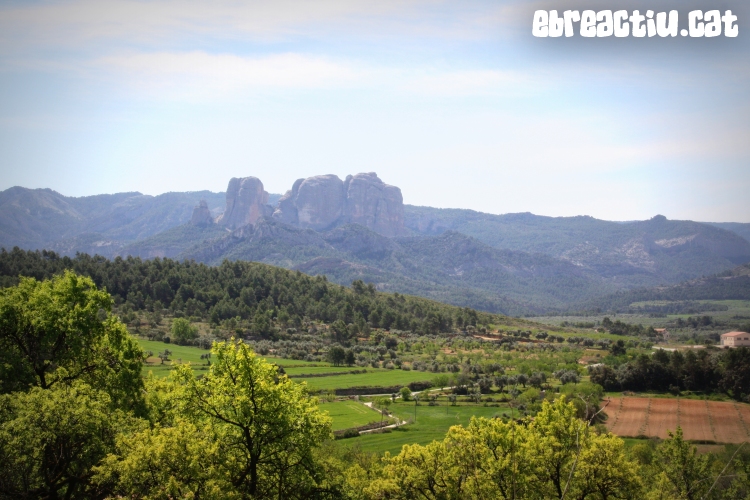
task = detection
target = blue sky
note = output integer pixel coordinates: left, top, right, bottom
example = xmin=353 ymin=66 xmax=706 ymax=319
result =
xmin=0 ymin=0 xmax=748 ymax=221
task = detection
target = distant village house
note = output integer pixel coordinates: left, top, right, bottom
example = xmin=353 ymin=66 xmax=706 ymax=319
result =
xmin=721 ymin=331 xmax=750 ymax=347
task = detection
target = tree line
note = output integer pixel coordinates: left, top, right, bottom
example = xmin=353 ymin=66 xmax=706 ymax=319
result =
xmin=590 ymin=347 xmax=750 ymax=399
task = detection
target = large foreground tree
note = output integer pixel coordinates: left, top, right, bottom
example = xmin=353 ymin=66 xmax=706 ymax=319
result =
xmin=0 ymin=271 xmax=144 ymax=412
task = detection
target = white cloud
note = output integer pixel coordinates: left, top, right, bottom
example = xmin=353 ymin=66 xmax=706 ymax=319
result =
xmin=95 ymin=52 xmax=365 ymax=97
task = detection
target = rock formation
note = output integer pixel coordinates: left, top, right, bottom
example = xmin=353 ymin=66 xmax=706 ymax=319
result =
xmin=272 ymin=172 xmax=404 ymax=237
xmin=216 ymin=176 xmax=270 ymax=229
xmin=190 ymin=200 xmax=214 ymax=226
xmin=343 ymin=173 xmax=404 ymax=237
xmin=274 ymin=175 xmax=345 ymax=230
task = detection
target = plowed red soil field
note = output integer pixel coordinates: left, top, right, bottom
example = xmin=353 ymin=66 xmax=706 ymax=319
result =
xmin=605 ymin=397 xmax=750 ymax=443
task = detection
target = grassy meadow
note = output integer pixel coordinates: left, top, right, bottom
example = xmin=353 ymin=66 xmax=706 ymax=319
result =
xmin=319 ymin=401 xmax=389 ymax=431
xmin=342 ymin=400 xmax=512 ymax=455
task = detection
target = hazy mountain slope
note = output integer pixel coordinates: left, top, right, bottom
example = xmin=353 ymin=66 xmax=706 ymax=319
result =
xmin=404 ymin=206 xmax=750 ymax=288
xmin=0 ymin=187 xmax=133 ymax=248
xmin=0 ymin=186 xmax=225 ymax=251
xmin=176 ymin=220 xmax=613 ymax=314
xmin=708 ymin=222 xmax=750 ymax=245
xmin=394 ymin=231 xmax=615 ymax=305
xmin=2 ymin=184 xmax=747 ymax=315
xmin=577 ymin=263 xmax=750 ymax=312
xmin=181 ymin=219 xmax=340 ymax=269
xmin=118 ymin=223 xmax=229 ymax=259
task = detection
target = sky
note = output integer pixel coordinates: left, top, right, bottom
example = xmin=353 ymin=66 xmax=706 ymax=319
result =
xmin=0 ymin=0 xmax=748 ymax=222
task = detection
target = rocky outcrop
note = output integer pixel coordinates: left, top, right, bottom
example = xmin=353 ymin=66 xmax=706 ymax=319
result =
xmin=343 ymin=173 xmax=404 ymax=237
xmin=216 ymin=177 xmax=270 ymax=229
xmin=274 ymin=175 xmax=345 ymax=230
xmin=272 ymin=172 xmax=404 ymax=236
xmin=190 ymin=200 xmax=214 ymax=226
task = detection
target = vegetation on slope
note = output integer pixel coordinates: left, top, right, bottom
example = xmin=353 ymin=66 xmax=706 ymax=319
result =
xmin=0 ymin=247 xmax=497 ymax=335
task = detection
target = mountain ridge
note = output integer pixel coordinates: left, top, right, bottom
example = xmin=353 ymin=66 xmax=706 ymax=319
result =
xmin=2 ymin=179 xmax=748 ymax=315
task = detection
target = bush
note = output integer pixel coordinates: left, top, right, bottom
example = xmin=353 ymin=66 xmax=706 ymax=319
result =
xmin=171 ymin=318 xmax=198 ymax=343
xmin=400 ymin=386 xmax=412 ymax=401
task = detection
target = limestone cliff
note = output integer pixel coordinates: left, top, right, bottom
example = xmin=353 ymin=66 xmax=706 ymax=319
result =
xmin=343 ymin=173 xmax=404 ymax=237
xmin=272 ymin=172 xmax=404 ymax=236
xmin=216 ymin=177 xmax=270 ymax=229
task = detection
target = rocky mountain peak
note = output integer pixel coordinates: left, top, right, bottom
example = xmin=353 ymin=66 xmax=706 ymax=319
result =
xmin=272 ymin=172 xmax=405 ymax=237
xmin=343 ymin=172 xmax=404 ymax=237
xmin=274 ymin=175 xmax=345 ymax=230
xmin=190 ymin=200 xmax=214 ymax=226
xmin=216 ymin=176 xmax=271 ymax=229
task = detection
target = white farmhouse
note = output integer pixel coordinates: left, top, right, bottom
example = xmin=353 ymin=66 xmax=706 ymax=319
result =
xmin=721 ymin=331 xmax=750 ymax=347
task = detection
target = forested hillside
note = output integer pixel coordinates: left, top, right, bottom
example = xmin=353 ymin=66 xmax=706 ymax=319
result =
xmin=175 ymin=220 xmax=615 ymax=315
xmin=0 ymin=247 xmax=497 ymax=335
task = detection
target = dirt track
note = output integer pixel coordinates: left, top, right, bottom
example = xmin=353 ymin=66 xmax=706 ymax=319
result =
xmin=605 ymin=397 xmax=750 ymax=443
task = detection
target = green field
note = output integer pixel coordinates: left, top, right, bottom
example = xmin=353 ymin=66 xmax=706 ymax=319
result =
xmin=341 ymin=401 xmax=511 ymax=455
xmin=319 ymin=401 xmax=388 ymax=431
xmin=283 ymin=365 xmax=369 ymax=376
xmin=137 ymin=338 xmax=327 ymax=378
xmin=299 ymin=370 xmax=436 ymax=391
xmin=136 ymin=339 xmax=438 ymax=392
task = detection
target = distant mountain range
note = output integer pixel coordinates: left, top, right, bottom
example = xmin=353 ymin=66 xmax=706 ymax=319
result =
xmin=2 ymin=174 xmax=749 ymax=315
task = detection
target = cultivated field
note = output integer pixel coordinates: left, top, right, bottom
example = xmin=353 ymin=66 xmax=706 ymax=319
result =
xmin=319 ymin=401 xmax=386 ymax=431
xmin=605 ymin=397 xmax=750 ymax=443
xmin=299 ymin=370 xmax=436 ymax=392
xmin=137 ymin=339 xmax=440 ymax=392
xmin=344 ymin=401 xmax=512 ymax=454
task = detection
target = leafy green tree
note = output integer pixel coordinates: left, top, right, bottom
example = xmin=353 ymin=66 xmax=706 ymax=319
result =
xmin=0 ymin=271 xmax=144 ymax=412
xmin=252 ymin=312 xmax=272 ymax=337
xmin=444 ymin=417 xmax=529 ymax=498
xmin=345 ymin=349 xmax=356 ymax=366
xmin=0 ymin=382 xmax=127 ymax=499
xmin=355 ymin=398 xmax=642 ymax=499
xmin=652 ymin=427 xmax=712 ymax=500
xmin=327 ymin=346 xmax=346 ymax=366
xmin=720 ymin=347 xmax=750 ymax=399
xmin=524 ymin=396 xmax=585 ymax=498
xmin=331 ymin=319 xmax=349 ymax=344
xmin=95 ymin=418 xmax=229 ymax=500
xmin=170 ymin=317 xmax=198 ymax=343
xmin=573 ymin=432 xmax=642 ymax=499
xmin=172 ymin=340 xmax=332 ymax=499
xmin=610 ymin=339 xmax=626 ymax=356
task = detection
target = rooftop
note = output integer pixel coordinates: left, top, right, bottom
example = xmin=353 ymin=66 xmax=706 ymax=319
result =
xmin=721 ymin=331 xmax=750 ymax=337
